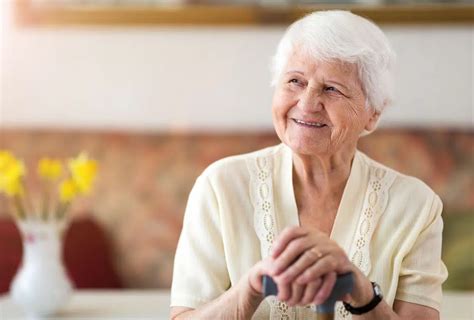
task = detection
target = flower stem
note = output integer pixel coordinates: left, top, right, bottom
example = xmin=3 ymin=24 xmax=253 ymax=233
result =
xmin=21 ymin=179 xmax=36 ymax=219
xmin=56 ymin=202 xmax=70 ymax=220
xmin=41 ymin=183 xmax=50 ymax=221
xmin=13 ymin=195 xmax=26 ymax=220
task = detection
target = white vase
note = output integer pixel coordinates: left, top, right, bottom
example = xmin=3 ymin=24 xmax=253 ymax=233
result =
xmin=10 ymin=220 xmax=73 ymax=319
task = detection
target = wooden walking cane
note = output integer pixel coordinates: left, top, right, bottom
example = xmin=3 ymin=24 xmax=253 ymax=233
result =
xmin=263 ymin=272 xmax=354 ymax=320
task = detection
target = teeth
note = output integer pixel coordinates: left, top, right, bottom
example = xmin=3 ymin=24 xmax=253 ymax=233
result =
xmin=294 ymin=119 xmax=325 ymax=127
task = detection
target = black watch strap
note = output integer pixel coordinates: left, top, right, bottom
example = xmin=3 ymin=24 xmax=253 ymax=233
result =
xmin=343 ymin=282 xmax=383 ymax=315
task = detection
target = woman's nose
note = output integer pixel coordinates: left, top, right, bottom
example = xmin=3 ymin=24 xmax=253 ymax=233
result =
xmin=298 ymin=87 xmax=323 ymax=113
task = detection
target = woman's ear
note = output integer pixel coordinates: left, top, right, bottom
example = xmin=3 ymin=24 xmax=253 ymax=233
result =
xmin=365 ymin=108 xmax=380 ymax=132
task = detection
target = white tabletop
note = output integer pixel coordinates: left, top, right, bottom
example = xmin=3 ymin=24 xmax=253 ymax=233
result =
xmin=0 ymin=290 xmax=473 ymax=319
xmin=0 ymin=290 xmax=170 ymax=320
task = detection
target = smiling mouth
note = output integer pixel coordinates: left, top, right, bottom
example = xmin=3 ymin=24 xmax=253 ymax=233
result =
xmin=292 ymin=118 xmax=327 ymax=128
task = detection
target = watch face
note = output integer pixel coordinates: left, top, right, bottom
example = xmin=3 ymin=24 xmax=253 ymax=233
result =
xmin=374 ymin=283 xmax=383 ymax=298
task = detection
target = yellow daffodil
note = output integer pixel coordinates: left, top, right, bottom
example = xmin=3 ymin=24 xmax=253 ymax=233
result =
xmin=0 ymin=150 xmax=98 ymax=220
xmin=59 ymin=179 xmax=78 ymax=203
xmin=0 ymin=151 xmax=25 ymax=197
xmin=68 ymin=153 xmax=98 ymax=194
xmin=38 ymin=158 xmax=63 ymax=180
xmin=0 ymin=177 xmax=24 ymax=196
xmin=0 ymin=151 xmax=16 ymax=172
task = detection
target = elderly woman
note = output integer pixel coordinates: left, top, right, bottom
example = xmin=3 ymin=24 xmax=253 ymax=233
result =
xmin=170 ymin=10 xmax=447 ymax=320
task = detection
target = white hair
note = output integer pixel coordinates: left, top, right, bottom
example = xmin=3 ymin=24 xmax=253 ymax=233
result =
xmin=271 ymin=10 xmax=396 ymax=113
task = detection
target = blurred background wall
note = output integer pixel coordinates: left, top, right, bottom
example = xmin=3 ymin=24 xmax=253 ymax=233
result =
xmin=0 ymin=1 xmax=472 ymax=291
xmin=1 ymin=3 xmax=472 ymax=130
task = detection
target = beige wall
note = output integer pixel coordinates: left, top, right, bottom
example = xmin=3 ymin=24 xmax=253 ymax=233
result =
xmin=1 ymin=2 xmax=472 ymax=131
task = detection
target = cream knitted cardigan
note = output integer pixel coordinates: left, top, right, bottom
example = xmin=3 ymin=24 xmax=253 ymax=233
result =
xmin=171 ymin=144 xmax=447 ymax=319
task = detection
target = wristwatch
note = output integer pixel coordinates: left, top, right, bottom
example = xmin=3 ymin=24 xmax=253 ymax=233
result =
xmin=343 ymin=282 xmax=383 ymax=315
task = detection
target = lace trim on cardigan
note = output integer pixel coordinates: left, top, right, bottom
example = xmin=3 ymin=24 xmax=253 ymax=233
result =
xmin=335 ymin=166 xmax=396 ymax=320
xmin=247 ymin=155 xmax=277 ymax=256
xmin=247 ymin=154 xmax=295 ymax=320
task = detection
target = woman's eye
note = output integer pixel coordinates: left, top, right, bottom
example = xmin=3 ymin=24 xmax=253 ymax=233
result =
xmin=324 ymin=86 xmax=342 ymax=94
xmin=288 ymin=79 xmax=305 ymax=88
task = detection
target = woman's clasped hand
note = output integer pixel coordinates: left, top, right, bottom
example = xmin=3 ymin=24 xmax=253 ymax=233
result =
xmin=249 ymin=226 xmax=371 ymax=308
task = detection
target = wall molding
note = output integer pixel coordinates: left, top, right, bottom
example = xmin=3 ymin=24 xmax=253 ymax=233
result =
xmin=15 ymin=2 xmax=474 ymax=27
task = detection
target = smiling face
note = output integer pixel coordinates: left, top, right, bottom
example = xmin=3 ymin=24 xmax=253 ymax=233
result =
xmin=272 ymin=49 xmax=380 ymax=157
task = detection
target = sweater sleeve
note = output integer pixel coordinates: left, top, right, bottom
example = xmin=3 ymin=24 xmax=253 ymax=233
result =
xmin=395 ymin=194 xmax=448 ymax=311
xmin=170 ymin=174 xmax=230 ymax=308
